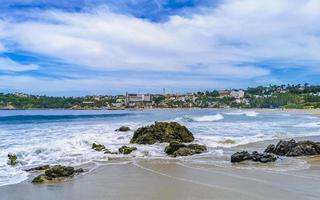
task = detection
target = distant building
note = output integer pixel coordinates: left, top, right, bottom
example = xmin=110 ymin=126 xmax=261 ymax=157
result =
xmin=125 ymin=92 xmax=152 ymax=106
xmin=230 ymin=90 xmax=245 ymax=99
xmin=219 ymin=90 xmax=232 ymax=98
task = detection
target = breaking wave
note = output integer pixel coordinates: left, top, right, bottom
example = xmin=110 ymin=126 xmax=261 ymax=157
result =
xmin=185 ymin=114 xmax=224 ymax=122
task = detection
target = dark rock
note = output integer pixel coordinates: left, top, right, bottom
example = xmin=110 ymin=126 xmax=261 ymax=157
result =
xmin=25 ymin=165 xmax=50 ymax=172
xmin=173 ymin=147 xmax=195 ymax=157
xmin=264 ymin=139 xmax=320 ymax=157
xmin=32 ymin=165 xmax=84 ymax=183
xmin=231 ymin=151 xmax=252 ymax=163
xmin=118 ymin=146 xmax=137 ymax=154
xmin=131 ymin=122 xmax=194 ymax=144
xmin=32 ymin=174 xmax=49 ymax=183
xmin=8 ymin=154 xmax=17 ymax=166
xmin=45 ymin=165 xmax=75 ymax=178
xmin=116 ymin=126 xmax=130 ymax=132
xmin=32 ymin=165 xmax=83 ymax=184
xmin=75 ymin=168 xmax=85 ymax=173
xmin=92 ymin=143 xmax=106 ymax=151
xmin=231 ymin=151 xmax=277 ymax=163
xmin=164 ymin=141 xmax=187 ymax=155
xmin=165 ymin=142 xmax=207 ymax=157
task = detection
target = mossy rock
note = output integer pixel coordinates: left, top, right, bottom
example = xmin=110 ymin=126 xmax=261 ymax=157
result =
xmin=118 ymin=146 xmax=137 ymax=154
xmin=8 ymin=154 xmax=17 ymax=166
xmin=92 ymin=143 xmax=106 ymax=151
xmin=32 ymin=174 xmax=50 ymax=183
xmin=131 ymin=122 xmax=194 ymax=144
xmin=32 ymin=165 xmax=84 ymax=184
xmin=45 ymin=165 xmax=75 ymax=178
xmin=165 ymin=142 xmax=207 ymax=157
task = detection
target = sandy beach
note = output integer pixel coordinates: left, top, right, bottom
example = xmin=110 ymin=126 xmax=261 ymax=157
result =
xmin=1 ymin=136 xmax=320 ymax=200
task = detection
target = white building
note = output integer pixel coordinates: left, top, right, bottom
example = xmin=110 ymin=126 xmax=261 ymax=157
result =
xmin=125 ymin=93 xmax=152 ymax=106
xmin=230 ymin=90 xmax=245 ymax=99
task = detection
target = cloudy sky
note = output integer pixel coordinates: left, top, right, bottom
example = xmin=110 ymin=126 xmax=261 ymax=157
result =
xmin=0 ymin=0 xmax=319 ymax=96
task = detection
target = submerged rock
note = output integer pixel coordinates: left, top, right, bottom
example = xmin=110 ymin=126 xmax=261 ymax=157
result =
xmin=131 ymin=122 xmax=194 ymax=144
xmin=32 ymin=165 xmax=84 ymax=183
xmin=264 ymin=139 xmax=320 ymax=157
xmin=231 ymin=151 xmax=277 ymax=163
xmin=165 ymin=142 xmax=207 ymax=157
xmin=25 ymin=165 xmax=50 ymax=172
xmin=118 ymin=146 xmax=137 ymax=154
xmin=8 ymin=154 xmax=18 ymax=166
xmin=116 ymin=126 xmax=131 ymax=132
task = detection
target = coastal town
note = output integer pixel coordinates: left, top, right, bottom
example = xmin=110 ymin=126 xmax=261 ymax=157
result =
xmin=1 ymin=84 xmax=320 ymax=109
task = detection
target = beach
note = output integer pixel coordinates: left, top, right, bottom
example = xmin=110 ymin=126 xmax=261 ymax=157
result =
xmin=1 ymin=138 xmax=320 ymax=200
xmin=1 ymin=109 xmax=320 ymax=199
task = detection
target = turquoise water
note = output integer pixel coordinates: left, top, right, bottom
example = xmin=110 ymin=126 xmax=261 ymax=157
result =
xmin=0 ymin=109 xmax=320 ymax=186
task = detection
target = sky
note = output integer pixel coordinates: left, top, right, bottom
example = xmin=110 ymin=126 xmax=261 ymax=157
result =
xmin=0 ymin=0 xmax=320 ymax=96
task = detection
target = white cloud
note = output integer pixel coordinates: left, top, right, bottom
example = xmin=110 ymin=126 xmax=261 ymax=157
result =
xmin=0 ymin=57 xmax=39 ymax=71
xmin=1 ymin=0 xmax=320 ymax=93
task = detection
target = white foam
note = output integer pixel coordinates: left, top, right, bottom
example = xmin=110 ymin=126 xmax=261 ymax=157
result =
xmin=293 ymin=122 xmax=320 ymax=128
xmin=225 ymin=111 xmax=258 ymax=117
xmin=189 ymin=114 xmax=224 ymax=122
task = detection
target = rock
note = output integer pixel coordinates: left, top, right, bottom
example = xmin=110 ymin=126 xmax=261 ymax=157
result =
xmin=8 ymin=154 xmax=17 ymax=166
xmin=32 ymin=165 xmax=84 ymax=184
xmin=32 ymin=174 xmax=50 ymax=183
xmin=231 ymin=151 xmax=252 ymax=163
xmin=264 ymin=139 xmax=320 ymax=157
xmin=116 ymin=126 xmax=130 ymax=132
xmin=25 ymin=165 xmax=50 ymax=172
xmin=131 ymin=122 xmax=194 ymax=144
xmin=231 ymin=151 xmax=277 ymax=163
xmin=118 ymin=146 xmax=137 ymax=154
xmin=45 ymin=165 xmax=75 ymax=178
xmin=92 ymin=143 xmax=106 ymax=151
xmin=165 ymin=142 xmax=207 ymax=157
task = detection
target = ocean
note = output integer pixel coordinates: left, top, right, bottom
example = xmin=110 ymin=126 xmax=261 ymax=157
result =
xmin=1 ymin=109 xmax=320 ymax=186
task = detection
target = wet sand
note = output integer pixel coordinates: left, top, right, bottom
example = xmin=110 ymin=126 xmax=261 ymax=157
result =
xmin=1 ymin=157 xmax=320 ymax=200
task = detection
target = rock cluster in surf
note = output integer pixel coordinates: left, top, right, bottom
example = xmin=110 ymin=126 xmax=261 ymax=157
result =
xmin=264 ymin=139 xmax=320 ymax=156
xmin=130 ymin=121 xmax=194 ymax=144
xmin=231 ymin=151 xmax=277 ymax=163
xmin=32 ymin=165 xmax=84 ymax=183
xmin=165 ymin=141 xmax=207 ymax=157
xmin=231 ymin=139 xmax=320 ymax=163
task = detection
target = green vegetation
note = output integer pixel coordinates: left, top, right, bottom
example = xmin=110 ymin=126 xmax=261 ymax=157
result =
xmin=1 ymin=84 xmax=320 ymax=109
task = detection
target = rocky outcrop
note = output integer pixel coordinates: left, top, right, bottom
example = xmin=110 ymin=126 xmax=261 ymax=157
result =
xmin=92 ymin=143 xmax=107 ymax=151
xmin=32 ymin=165 xmax=84 ymax=183
xmin=116 ymin=126 xmax=130 ymax=132
xmin=25 ymin=165 xmax=50 ymax=172
xmin=8 ymin=154 xmax=17 ymax=166
xmin=131 ymin=122 xmax=194 ymax=144
xmin=264 ymin=139 xmax=320 ymax=157
xmin=165 ymin=142 xmax=207 ymax=157
xmin=231 ymin=151 xmax=277 ymax=163
xmin=118 ymin=146 xmax=137 ymax=154
xmin=91 ymin=143 xmax=116 ymax=154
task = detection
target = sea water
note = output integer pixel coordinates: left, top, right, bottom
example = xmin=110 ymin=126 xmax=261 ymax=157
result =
xmin=0 ymin=109 xmax=319 ymax=186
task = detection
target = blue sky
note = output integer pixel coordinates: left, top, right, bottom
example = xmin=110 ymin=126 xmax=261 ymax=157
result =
xmin=0 ymin=0 xmax=320 ymax=96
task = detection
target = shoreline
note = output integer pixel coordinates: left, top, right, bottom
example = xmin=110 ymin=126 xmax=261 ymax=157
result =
xmin=1 ymin=136 xmax=320 ymax=200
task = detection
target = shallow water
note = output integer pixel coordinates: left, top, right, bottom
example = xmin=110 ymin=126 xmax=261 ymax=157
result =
xmin=1 ymin=109 xmax=320 ymax=186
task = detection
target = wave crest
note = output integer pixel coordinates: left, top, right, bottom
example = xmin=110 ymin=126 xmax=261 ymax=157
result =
xmin=186 ymin=114 xmax=224 ymax=122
